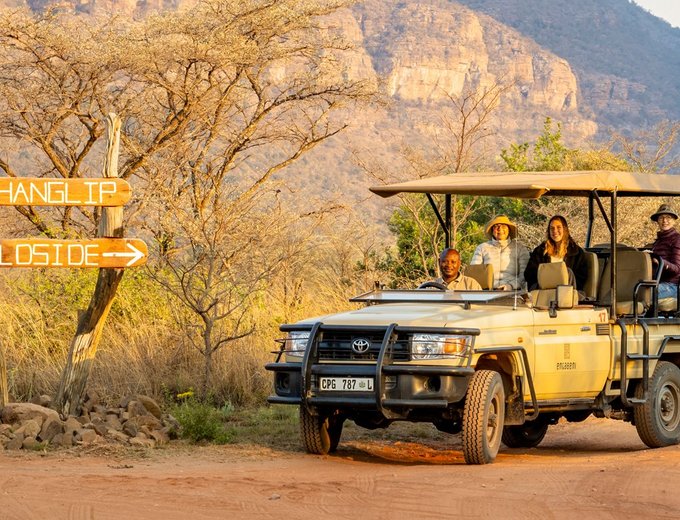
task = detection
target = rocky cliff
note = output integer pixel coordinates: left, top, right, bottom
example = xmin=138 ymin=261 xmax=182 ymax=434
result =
xmin=352 ymin=0 xmax=597 ymax=144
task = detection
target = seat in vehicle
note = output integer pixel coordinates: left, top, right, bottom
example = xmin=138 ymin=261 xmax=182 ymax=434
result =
xmin=465 ymin=263 xmax=493 ymax=290
xmin=582 ymin=250 xmax=600 ymax=301
xmin=598 ymin=250 xmax=652 ymax=315
xmin=529 ymin=262 xmax=578 ymax=310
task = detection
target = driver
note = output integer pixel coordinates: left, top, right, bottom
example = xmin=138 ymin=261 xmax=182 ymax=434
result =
xmin=433 ymin=248 xmax=482 ymax=290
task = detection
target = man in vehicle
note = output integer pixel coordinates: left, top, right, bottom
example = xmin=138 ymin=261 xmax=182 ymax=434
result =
xmin=435 ymin=248 xmax=482 ymax=290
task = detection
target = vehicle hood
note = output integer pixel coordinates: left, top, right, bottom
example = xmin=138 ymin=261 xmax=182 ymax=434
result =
xmin=292 ymin=302 xmax=533 ymax=331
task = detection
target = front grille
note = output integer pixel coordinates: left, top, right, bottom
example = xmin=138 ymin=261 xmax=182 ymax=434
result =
xmin=317 ymin=330 xmax=410 ymax=361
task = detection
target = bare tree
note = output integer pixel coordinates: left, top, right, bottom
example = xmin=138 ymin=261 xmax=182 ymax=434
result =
xmin=0 ymin=1 xmax=375 ymax=403
xmin=611 ymin=120 xmax=680 ymax=173
xmin=358 ymin=81 xmax=508 ymax=282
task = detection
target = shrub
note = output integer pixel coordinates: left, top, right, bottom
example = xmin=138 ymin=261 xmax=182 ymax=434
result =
xmin=171 ymin=400 xmax=233 ymax=444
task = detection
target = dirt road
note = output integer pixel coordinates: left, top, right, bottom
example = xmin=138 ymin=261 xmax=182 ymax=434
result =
xmin=1 ymin=417 xmax=679 ymax=519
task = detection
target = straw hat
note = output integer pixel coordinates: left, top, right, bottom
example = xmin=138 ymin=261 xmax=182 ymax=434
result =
xmin=485 ymin=215 xmax=517 ymax=239
xmin=650 ymin=203 xmax=679 ymax=222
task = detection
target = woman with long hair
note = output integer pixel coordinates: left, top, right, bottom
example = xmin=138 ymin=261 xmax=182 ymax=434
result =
xmin=524 ymin=215 xmax=588 ymax=291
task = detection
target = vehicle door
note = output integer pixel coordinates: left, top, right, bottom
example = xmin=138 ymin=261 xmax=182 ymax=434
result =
xmin=531 ymin=307 xmax=611 ymax=399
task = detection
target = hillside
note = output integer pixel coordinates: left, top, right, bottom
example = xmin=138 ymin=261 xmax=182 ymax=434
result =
xmin=456 ymin=0 xmax=680 ymax=132
xmin=0 ymin=0 xmax=677 ymax=213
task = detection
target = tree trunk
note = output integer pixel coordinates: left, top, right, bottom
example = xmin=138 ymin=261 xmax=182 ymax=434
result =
xmin=54 ymin=114 xmax=125 ymax=417
xmin=0 ymin=339 xmax=8 ymax=406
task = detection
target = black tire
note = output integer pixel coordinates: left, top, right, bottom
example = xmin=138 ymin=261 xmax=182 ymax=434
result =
xmin=502 ymin=417 xmax=549 ymax=448
xmin=462 ymin=370 xmax=505 ymax=464
xmin=634 ymin=361 xmax=680 ymax=448
xmin=299 ymin=407 xmax=344 ymax=454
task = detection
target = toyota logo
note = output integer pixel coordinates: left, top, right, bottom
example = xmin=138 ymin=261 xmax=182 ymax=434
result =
xmin=351 ymin=338 xmax=371 ymax=354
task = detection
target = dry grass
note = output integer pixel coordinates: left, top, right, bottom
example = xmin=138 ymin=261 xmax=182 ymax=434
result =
xmin=0 ymin=255 xmax=357 ymax=408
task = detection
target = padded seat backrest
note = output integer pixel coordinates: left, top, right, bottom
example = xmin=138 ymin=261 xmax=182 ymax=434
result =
xmin=582 ymin=251 xmax=600 ymax=301
xmin=465 ymin=263 xmax=494 ymax=290
xmin=598 ymin=250 xmax=652 ymax=315
xmin=529 ymin=262 xmax=577 ymax=309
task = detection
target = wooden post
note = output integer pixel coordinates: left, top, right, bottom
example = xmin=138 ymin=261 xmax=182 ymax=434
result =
xmin=54 ymin=113 xmax=126 ymax=417
xmin=0 ymin=339 xmax=8 ymax=406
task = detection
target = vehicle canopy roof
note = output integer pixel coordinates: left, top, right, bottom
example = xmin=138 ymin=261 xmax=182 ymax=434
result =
xmin=370 ymin=170 xmax=680 ymax=199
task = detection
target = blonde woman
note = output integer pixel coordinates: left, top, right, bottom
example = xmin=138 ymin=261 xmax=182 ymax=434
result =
xmin=524 ymin=215 xmax=588 ymax=291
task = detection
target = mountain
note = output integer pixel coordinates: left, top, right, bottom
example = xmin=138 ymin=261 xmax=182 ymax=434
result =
xmin=1 ymin=0 xmax=678 ymax=214
xmin=455 ymin=0 xmax=680 ymax=132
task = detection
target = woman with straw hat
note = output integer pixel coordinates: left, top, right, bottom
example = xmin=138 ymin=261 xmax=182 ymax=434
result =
xmin=650 ymin=203 xmax=680 ymax=300
xmin=470 ymin=215 xmax=530 ymax=290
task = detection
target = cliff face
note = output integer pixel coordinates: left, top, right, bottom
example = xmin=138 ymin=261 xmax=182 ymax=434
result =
xmin=352 ymin=0 xmax=597 ymax=144
xmin=456 ymin=0 xmax=680 ymax=131
xmin=7 ymin=0 xmax=599 ymax=143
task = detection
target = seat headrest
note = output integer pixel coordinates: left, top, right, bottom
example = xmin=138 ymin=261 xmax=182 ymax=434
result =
xmin=537 ymin=262 xmax=569 ymax=289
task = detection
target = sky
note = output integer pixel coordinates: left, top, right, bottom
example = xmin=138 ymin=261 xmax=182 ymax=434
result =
xmin=634 ymin=0 xmax=680 ymax=28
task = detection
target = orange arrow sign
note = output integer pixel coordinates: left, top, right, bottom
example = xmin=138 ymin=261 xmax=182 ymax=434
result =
xmin=0 ymin=238 xmax=147 ymax=268
xmin=0 ymin=178 xmax=131 ymax=206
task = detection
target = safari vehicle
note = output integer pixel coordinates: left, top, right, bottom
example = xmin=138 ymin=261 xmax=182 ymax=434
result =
xmin=266 ymin=170 xmax=680 ymax=464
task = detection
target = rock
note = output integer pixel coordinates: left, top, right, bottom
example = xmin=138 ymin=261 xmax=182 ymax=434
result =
xmin=30 ymin=395 xmax=52 ymax=408
xmin=38 ymin=416 xmax=64 ymax=443
xmin=64 ymin=417 xmax=82 ymax=434
xmin=1 ymin=403 xmax=58 ymax=427
xmin=58 ymin=432 xmax=74 ymax=448
xmin=75 ymin=429 xmax=98 ymax=444
xmin=107 ymin=430 xmax=129 ymax=444
xmin=6 ymin=433 xmax=23 ymax=450
xmin=14 ymin=419 xmax=41 ymax=439
xmin=90 ymin=417 xmax=108 ymax=437
xmin=122 ymin=421 xmax=138 ymax=438
xmin=82 ymin=390 xmax=100 ymax=413
xmin=127 ymin=415 xmax=162 ymax=431
xmin=105 ymin=414 xmax=123 ymax=432
xmin=150 ymin=430 xmax=170 ymax=445
xmin=129 ymin=436 xmax=155 ymax=448
xmin=127 ymin=400 xmax=148 ymax=418
xmin=22 ymin=436 xmax=40 ymax=450
xmin=137 ymin=396 xmax=162 ymax=419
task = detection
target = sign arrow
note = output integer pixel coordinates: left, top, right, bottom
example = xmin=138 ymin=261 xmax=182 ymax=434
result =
xmin=102 ymin=242 xmax=146 ymax=267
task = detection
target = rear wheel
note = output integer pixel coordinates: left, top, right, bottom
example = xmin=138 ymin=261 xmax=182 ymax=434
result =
xmin=634 ymin=361 xmax=680 ymax=448
xmin=462 ymin=370 xmax=505 ymax=464
xmin=502 ymin=417 xmax=549 ymax=448
xmin=300 ymin=407 xmax=344 ymax=454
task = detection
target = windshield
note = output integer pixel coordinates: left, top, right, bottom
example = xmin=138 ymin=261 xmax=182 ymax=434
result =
xmin=350 ymin=289 xmax=526 ymax=306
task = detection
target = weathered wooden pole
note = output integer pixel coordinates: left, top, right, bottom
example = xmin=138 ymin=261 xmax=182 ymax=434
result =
xmin=0 ymin=339 xmax=8 ymax=406
xmin=54 ymin=113 xmax=126 ymax=417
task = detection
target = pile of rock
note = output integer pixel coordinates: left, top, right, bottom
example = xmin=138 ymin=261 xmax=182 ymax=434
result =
xmin=0 ymin=394 xmax=180 ymax=451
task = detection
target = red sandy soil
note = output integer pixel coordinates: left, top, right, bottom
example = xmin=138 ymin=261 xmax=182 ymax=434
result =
xmin=1 ymin=416 xmax=679 ymax=519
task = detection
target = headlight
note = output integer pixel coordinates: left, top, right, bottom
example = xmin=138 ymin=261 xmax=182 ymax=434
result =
xmin=411 ymin=334 xmax=471 ymax=360
xmin=285 ymin=331 xmax=310 ymax=354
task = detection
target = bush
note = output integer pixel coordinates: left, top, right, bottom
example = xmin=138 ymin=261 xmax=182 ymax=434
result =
xmin=171 ymin=400 xmax=234 ymax=444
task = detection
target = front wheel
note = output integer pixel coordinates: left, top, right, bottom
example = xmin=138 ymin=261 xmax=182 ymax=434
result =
xmin=300 ymin=407 xmax=344 ymax=454
xmin=502 ymin=417 xmax=549 ymax=448
xmin=462 ymin=370 xmax=505 ymax=464
xmin=634 ymin=361 xmax=680 ymax=448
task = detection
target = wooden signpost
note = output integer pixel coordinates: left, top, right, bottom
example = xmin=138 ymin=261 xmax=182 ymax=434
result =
xmin=0 ymin=114 xmax=148 ymax=413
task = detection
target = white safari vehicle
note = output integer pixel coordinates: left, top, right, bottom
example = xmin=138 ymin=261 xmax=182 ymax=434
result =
xmin=266 ymin=171 xmax=680 ymax=464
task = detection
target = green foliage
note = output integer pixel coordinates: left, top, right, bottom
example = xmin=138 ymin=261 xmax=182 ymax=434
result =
xmin=171 ymin=399 xmax=234 ymax=444
xmin=533 ymin=118 xmax=570 ymax=171
xmin=500 ymin=142 xmax=529 ymax=172
xmin=501 ymin=117 xmax=572 ymax=172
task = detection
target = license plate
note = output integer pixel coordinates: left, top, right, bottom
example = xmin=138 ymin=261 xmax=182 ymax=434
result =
xmin=319 ymin=377 xmax=374 ymax=392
